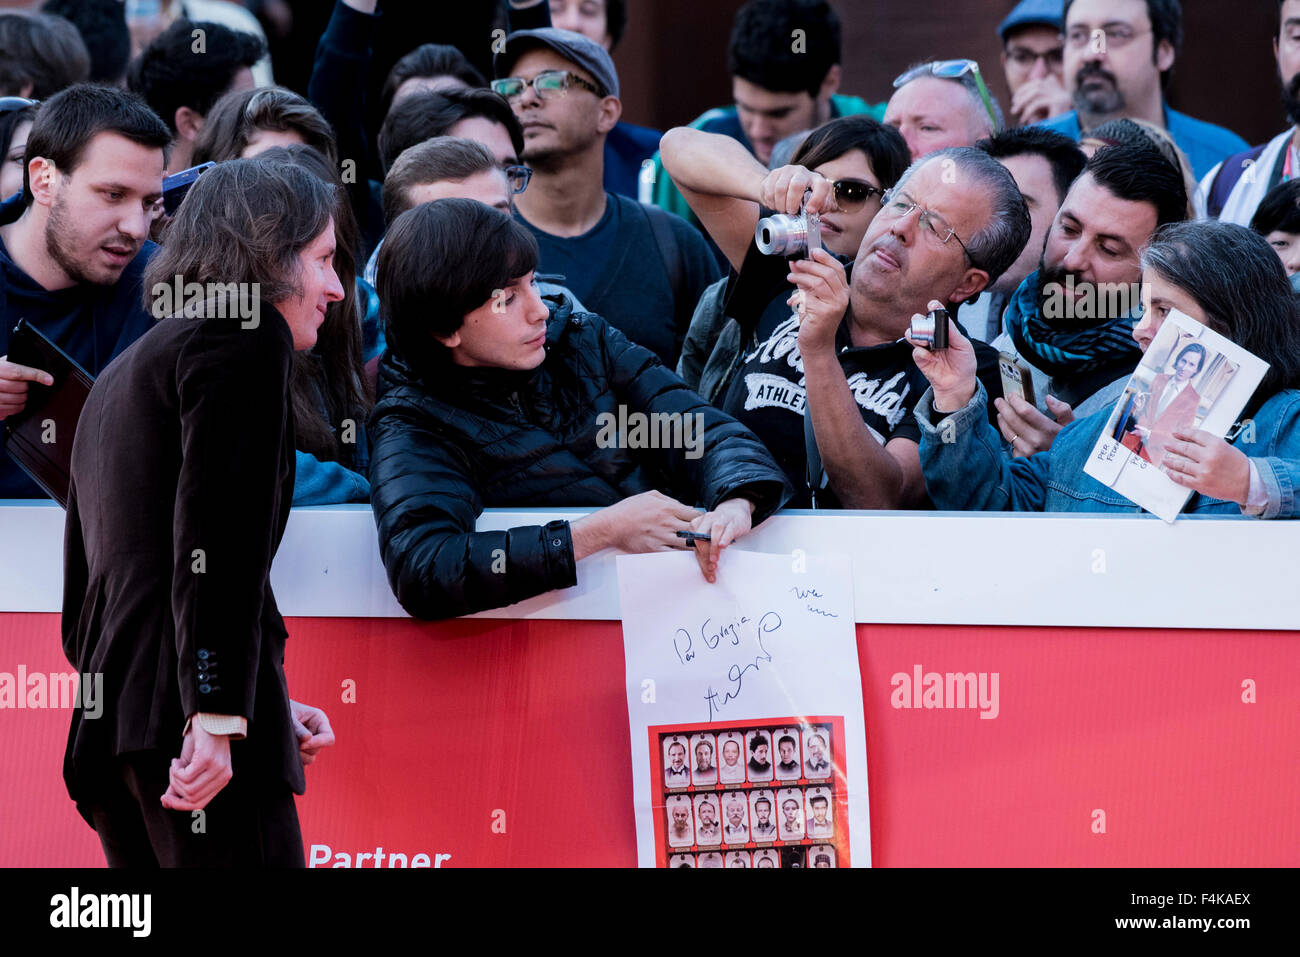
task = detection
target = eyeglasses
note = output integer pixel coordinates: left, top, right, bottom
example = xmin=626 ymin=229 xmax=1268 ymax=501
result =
xmin=879 ymin=189 xmax=982 ymax=269
xmin=504 ymin=164 xmax=532 ymax=194
xmin=893 ymin=59 xmax=999 ymax=132
xmin=1064 ymin=25 xmax=1151 ymax=50
xmin=0 ymin=96 xmax=38 ymax=117
xmin=491 ymin=70 xmax=606 ymax=102
xmin=830 ymin=178 xmax=884 ymax=212
xmin=1005 ymin=47 xmax=1064 ymax=69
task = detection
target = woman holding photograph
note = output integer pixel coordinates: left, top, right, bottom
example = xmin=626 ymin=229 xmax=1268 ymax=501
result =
xmin=913 ymin=220 xmax=1300 ymax=518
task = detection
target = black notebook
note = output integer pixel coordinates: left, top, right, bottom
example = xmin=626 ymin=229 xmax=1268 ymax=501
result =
xmin=2 ymin=319 xmax=95 ymax=508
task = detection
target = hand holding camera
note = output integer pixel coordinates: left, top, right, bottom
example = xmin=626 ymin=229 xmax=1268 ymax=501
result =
xmin=759 ymin=165 xmax=834 ymax=219
xmin=907 ymin=299 xmax=979 ymax=413
xmin=788 ymin=249 xmax=849 ymax=351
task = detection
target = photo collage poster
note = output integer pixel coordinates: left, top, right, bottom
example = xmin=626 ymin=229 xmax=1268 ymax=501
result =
xmin=654 ymin=716 xmax=847 ymax=868
xmin=617 ymin=549 xmax=869 ymax=867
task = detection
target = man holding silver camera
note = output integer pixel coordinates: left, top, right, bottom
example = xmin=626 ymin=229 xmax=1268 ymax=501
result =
xmin=788 ymin=147 xmax=1029 ymax=508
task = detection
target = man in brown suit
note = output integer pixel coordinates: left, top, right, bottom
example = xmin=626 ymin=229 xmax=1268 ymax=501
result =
xmin=61 ymin=158 xmax=341 ymax=866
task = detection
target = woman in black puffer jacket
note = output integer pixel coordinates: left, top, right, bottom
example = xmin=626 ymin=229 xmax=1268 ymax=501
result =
xmin=368 ymin=200 xmax=792 ymax=620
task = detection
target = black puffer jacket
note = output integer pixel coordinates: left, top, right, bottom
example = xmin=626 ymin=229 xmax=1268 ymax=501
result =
xmin=368 ymin=298 xmax=792 ymax=620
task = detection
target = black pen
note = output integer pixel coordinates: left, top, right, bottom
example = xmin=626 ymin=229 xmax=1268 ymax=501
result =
xmin=675 ymin=530 xmax=712 ymax=546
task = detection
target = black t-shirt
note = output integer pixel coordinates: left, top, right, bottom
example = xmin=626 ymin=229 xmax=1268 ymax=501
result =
xmin=517 ymin=193 xmax=720 ymax=367
xmin=720 ymin=238 xmax=1002 ymax=508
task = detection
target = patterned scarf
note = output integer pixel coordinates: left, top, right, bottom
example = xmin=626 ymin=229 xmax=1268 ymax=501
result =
xmin=1004 ymin=269 xmax=1144 ymax=378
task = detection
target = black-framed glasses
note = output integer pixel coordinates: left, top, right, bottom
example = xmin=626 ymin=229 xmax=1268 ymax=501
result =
xmin=491 ymin=70 xmax=606 ymax=102
xmin=831 ymin=178 xmax=884 ymax=212
xmin=893 ymin=59 xmax=999 ymax=132
xmin=504 ymin=164 xmax=532 ymax=194
xmin=1004 ymin=46 xmax=1065 ymax=70
xmin=0 ymin=96 xmax=38 ymax=117
xmin=880 ymin=189 xmax=982 ymax=269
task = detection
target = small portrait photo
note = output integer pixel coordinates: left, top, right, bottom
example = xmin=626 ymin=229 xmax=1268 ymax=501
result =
xmin=725 ymin=851 xmax=751 ymax=868
xmin=662 ymin=734 xmax=691 ymax=789
xmin=669 ymin=854 xmax=696 ymax=868
xmin=693 ymin=794 xmax=722 ymax=847
xmin=752 ymin=849 xmax=780 ymax=868
xmin=749 ymin=789 xmax=778 ymax=842
xmin=690 ymin=732 xmax=718 ymax=787
xmin=721 ymin=791 xmax=750 ymax=845
xmin=776 ymin=787 xmax=805 ymax=842
xmin=802 ymin=726 xmax=832 ymax=779
xmin=666 ymin=794 xmax=694 ymax=848
xmin=773 ymin=727 xmax=802 ymax=781
xmin=1118 ymin=331 xmax=1238 ymax=469
xmin=808 ymin=845 xmax=836 ymax=868
xmin=697 ymin=851 xmax=724 ymax=869
xmin=805 ymin=786 xmax=834 ymax=839
xmin=746 ymin=729 xmax=774 ymax=783
xmin=717 ymin=731 xmax=746 ymax=785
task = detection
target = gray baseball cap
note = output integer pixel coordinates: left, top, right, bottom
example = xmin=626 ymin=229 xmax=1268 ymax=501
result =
xmin=493 ymin=27 xmax=619 ymax=100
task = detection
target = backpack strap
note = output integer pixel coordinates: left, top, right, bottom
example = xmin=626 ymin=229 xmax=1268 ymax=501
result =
xmin=1207 ymin=144 xmax=1268 ymax=219
xmin=640 ymin=200 xmax=685 ymax=304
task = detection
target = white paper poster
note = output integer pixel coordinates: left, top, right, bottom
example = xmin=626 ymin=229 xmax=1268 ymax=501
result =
xmin=617 ymin=549 xmax=868 ymax=868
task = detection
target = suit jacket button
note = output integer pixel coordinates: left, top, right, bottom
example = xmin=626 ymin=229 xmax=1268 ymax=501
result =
xmin=199 ymin=683 xmax=211 ymax=694
xmin=197 ymin=649 xmax=210 ymax=660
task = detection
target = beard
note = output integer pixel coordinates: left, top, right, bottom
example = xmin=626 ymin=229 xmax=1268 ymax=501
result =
xmin=1282 ymin=71 xmax=1300 ymax=127
xmin=1073 ymin=62 xmax=1126 ymax=116
xmin=44 ymin=192 xmax=136 ymax=286
xmin=1035 ymin=254 xmax=1125 ymax=327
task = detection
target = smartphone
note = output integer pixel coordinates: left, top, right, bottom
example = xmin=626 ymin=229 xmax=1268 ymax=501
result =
xmin=161 ymin=162 xmax=214 ymax=216
xmin=997 ymin=352 xmax=1036 ymax=407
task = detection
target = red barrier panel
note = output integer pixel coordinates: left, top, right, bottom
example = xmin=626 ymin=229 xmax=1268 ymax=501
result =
xmin=4 ymin=612 xmax=1297 ymax=867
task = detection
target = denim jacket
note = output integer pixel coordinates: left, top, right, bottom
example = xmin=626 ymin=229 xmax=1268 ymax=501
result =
xmin=916 ymin=381 xmax=1300 ymax=518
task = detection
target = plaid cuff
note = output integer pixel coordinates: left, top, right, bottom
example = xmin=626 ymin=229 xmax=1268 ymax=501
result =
xmin=183 ymin=713 xmax=248 ymax=739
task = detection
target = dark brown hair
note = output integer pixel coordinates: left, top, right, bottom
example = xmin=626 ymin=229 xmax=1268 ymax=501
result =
xmin=252 ymin=144 xmax=371 ymax=463
xmin=143 ymin=157 xmax=334 ymax=310
xmin=377 ymin=198 xmax=537 ymax=370
xmin=191 ymin=86 xmax=337 ymax=167
xmin=0 ymin=12 xmax=90 ymax=99
xmin=382 ymin=136 xmax=500 ymax=226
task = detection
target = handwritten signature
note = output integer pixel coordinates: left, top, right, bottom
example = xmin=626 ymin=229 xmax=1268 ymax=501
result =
xmin=703 ymin=612 xmax=782 ymax=721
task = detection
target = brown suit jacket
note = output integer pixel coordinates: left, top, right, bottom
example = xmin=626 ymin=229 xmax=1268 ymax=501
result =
xmin=61 ymin=304 xmax=304 ymax=810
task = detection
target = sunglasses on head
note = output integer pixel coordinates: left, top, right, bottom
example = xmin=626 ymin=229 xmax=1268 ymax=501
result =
xmin=830 ymin=178 xmax=883 ymax=211
xmin=892 ymin=59 xmax=999 ymax=132
xmin=0 ymin=97 xmax=38 ymax=118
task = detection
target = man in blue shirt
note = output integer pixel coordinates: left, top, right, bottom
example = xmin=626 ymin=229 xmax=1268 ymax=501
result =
xmin=1037 ymin=0 xmax=1247 ymax=180
xmin=0 ymin=85 xmax=170 ymax=499
xmin=493 ymin=28 xmax=719 ymax=368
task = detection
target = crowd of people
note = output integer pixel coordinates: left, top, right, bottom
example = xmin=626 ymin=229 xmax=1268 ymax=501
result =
xmin=3 ymin=0 xmax=1300 ymax=866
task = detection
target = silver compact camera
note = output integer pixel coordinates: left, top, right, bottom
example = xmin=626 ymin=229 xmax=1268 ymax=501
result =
xmin=755 ymin=194 xmax=822 ymax=258
xmin=908 ymin=307 xmax=950 ymax=350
